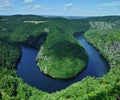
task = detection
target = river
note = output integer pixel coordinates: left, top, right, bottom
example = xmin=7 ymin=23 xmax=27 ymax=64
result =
xmin=17 ymin=36 xmax=109 ymax=93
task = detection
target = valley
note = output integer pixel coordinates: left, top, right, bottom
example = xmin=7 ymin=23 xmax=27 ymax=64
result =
xmin=0 ymin=15 xmax=120 ymax=100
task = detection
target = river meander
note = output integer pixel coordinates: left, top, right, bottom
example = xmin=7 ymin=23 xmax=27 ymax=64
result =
xmin=17 ymin=36 xmax=109 ymax=93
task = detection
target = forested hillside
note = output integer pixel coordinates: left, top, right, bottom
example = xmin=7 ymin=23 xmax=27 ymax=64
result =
xmin=0 ymin=15 xmax=120 ymax=99
xmin=0 ymin=15 xmax=90 ymax=79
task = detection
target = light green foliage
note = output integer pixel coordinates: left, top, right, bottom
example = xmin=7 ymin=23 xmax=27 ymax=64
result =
xmin=0 ymin=15 xmax=89 ymax=78
xmin=84 ymin=28 xmax=120 ymax=67
xmin=0 ymin=15 xmax=120 ymax=100
xmin=37 ymin=39 xmax=88 ymax=79
xmin=0 ymin=41 xmax=47 ymax=100
xmin=82 ymin=28 xmax=120 ymax=99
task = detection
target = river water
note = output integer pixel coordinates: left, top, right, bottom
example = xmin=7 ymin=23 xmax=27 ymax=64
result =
xmin=17 ymin=37 xmax=109 ymax=93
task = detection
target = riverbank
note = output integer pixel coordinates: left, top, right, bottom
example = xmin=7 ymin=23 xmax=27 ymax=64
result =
xmin=1 ymin=32 xmax=120 ymax=99
xmin=1 ymin=15 xmax=120 ymax=99
xmin=17 ymin=36 xmax=108 ymax=93
xmin=43 ymin=29 xmax=120 ymax=99
xmin=37 ymin=39 xmax=88 ymax=79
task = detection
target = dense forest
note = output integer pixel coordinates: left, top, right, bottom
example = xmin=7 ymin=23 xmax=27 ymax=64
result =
xmin=0 ymin=15 xmax=120 ymax=99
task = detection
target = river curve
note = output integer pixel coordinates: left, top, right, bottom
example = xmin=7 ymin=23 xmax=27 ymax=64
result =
xmin=17 ymin=36 xmax=109 ymax=93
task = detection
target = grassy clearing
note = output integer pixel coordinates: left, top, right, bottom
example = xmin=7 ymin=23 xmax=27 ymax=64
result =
xmin=23 ymin=21 xmax=47 ymax=24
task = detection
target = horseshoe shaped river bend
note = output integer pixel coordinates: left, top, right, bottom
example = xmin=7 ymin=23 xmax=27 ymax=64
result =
xmin=17 ymin=36 xmax=109 ymax=93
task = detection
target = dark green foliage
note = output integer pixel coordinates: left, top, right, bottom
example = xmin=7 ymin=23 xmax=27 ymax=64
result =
xmin=85 ymin=16 xmax=120 ymax=22
xmin=0 ymin=74 xmax=47 ymax=100
xmin=26 ymin=32 xmax=48 ymax=49
xmin=0 ymin=15 xmax=90 ymax=44
xmin=50 ymin=41 xmax=86 ymax=59
xmin=0 ymin=15 xmax=89 ymax=79
xmin=0 ymin=41 xmax=47 ymax=100
xmin=37 ymin=40 xmax=88 ymax=79
xmin=0 ymin=15 xmax=120 ymax=100
xmin=84 ymin=28 xmax=120 ymax=68
xmin=0 ymin=41 xmax=20 ymax=69
xmin=82 ymin=28 xmax=120 ymax=99
xmin=36 ymin=26 xmax=88 ymax=78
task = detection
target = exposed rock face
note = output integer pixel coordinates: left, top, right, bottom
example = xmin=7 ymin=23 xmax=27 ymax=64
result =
xmin=103 ymin=42 xmax=120 ymax=67
xmin=89 ymin=21 xmax=115 ymax=29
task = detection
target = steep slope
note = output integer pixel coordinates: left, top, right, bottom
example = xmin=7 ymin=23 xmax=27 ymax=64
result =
xmin=0 ymin=15 xmax=120 ymax=99
xmin=0 ymin=15 xmax=89 ymax=79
